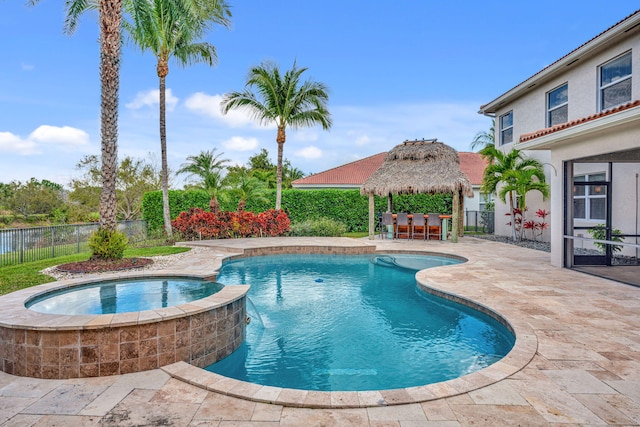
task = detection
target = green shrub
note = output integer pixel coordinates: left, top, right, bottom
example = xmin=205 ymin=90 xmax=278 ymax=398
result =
xmin=142 ymin=190 xmax=210 ymax=231
xmin=289 ymin=218 xmax=347 ymax=237
xmin=0 ymin=215 xmax=14 ymax=225
xmin=143 ymin=188 xmax=453 ymax=233
xmin=588 ymin=224 xmax=624 ymax=253
xmin=89 ymin=228 xmax=129 ymax=260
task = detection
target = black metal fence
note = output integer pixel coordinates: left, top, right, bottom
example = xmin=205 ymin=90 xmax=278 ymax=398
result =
xmin=465 ymin=210 xmax=494 ymax=234
xmin=0 ymin=221 xmax=147 ymax=267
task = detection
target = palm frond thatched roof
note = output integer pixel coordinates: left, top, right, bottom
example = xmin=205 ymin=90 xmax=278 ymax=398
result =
xmin=361 ymin=139 xmax=474 ymax=197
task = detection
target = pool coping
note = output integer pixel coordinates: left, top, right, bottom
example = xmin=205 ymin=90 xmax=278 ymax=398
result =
xmin=159 ymin=241 xmax=538 ymax=409
xmin=0 ymin=273 xmax=249 ymax=331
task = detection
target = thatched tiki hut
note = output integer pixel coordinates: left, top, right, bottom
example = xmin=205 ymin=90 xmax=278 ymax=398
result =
xmin=361 ymin=139 xmax=473 ymax=243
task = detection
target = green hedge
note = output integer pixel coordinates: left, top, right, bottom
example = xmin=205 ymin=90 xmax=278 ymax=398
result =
xmin=144 ymin=188 xmax=452 ymax=233
xmin=142 ymin=190 xmax=210 ymax=231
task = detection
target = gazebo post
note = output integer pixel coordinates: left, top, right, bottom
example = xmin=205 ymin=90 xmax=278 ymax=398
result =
xmin=458 ymin=189 xmax=465 ymax=237
xmin=368 ymin=193 xmax=375 ymax=240
xmin=387 ymin=193 xmax=392 ymax=212
xmin=451 ymin=189 xmax=460 ymax=243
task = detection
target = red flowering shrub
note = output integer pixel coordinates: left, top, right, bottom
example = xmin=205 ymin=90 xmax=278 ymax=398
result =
xmin=171 ymin=207 xmax=290 ymax=240
xmin=259 ymin=209 xmax=291 ymax=236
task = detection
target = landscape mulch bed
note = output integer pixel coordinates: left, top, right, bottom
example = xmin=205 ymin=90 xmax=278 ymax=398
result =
xmin=56 ymin=257 xmax=154 ymax=273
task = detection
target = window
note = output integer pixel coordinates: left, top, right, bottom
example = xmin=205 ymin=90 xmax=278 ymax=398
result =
xmin=499 ymin=111 xmax=513 ymax=145
xmin=599 ymin=51 xmax=632 ymax=111
xmin=547 ymin=83 xmax=568 ymax=126
xmin=479 ymin=193 xmax=493 ymax=212
xmin=573 ymin=173 xmax=606 ymax=221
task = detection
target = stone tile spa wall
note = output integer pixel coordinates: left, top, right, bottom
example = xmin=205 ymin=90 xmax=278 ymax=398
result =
xmin=0 ymin=282 xmax=249 ymax=380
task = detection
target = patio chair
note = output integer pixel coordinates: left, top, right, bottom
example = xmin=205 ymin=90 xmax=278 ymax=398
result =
xmin=427 ymin=213 xmax=442 ymax=240
xmin=395 ymin=213 xmax=410 ymax=239
xmin=380 ymin=213 xmax=394 ymax=239
xmin=411 ymin=213 xmax=426 ymax=240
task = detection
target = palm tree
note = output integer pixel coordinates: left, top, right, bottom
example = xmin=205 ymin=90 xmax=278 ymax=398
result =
xmin=282 ymin=160 xmax=305 ymax=188
xmin=480 ymin=146 xmax=548 ymax=241
xmin=498 ymin=168 xmax=549 ymax=240
xmin=123 ymin=0 xmax=231 ymax=239
xmin=470 ymin=119 xmax=495 ymax=152
xmin=251 ymin=169 xmax=277 ymax=189
xmin=177 ymin=149 xmax=230 ymax=212
xmin=221 ymin=61 xmax=332 ymax=210
xmin=50 ymin=0 xmax=123 ymax=234
xmin=226 ymin=168 xmax=269 ymax=208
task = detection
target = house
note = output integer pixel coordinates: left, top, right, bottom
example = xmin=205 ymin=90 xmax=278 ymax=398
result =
xmin=292 ymin=149 xmax=489 ymax=215
xmin=479 ymin=9 xmax=640 ymax=273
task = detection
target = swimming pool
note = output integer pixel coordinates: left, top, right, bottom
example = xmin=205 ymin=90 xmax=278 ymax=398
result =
xmin=207 ymin=253 xmax=515 ymax=391
xmin=26 ymin=277 xmax=225 ymax=315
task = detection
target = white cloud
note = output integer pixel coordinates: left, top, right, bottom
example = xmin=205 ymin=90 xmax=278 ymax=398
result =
xmin=223 ymin=136 xmax=259 ymax=152
xmin=21 ymin=63 xmax=34 ymax=71
xmin=126 ymin=89 xmax=178 ymax=112
xmin=355 ymin=135 xmax=370 ymax=146
xmin=184 ymin=92 xmax=255 ymax=127
xmin=184 ymin=92 xmax=277 ymax=130
xmin=29 ymin=125 xmax=90 ymax=147
xmin=0 ymin=132 xmax=38 ymax=155
xmin=0 ymin=125 xmax=90 ymax=156
xmin=294 ymin=146 xmax=322 ymax=159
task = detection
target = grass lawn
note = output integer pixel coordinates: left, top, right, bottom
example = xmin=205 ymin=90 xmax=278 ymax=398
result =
xmin=0 ymin=246 xmax=190 ymax=296
xmin=342 ymin=231 xmax=369 ymax=238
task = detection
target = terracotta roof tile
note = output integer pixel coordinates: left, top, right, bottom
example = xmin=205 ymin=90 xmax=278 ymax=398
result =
xmin=292 ymin=153 xmax=386 ymax=186
xmin=519 ymin=100 xmax=640 ymax=142
xmin=292 ymin=151 xmax=486 ymax=187
xmin=458 ymin=152 xmax=488 ymax=185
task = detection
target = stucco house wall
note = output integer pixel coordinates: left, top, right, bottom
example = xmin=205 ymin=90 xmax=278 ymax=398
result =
xmin=482 ymin=10 xmax=640 ymax=266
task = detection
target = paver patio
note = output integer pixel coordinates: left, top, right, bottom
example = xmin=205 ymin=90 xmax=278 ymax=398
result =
xmin=1 ymin=236 xmax=639 ymax=426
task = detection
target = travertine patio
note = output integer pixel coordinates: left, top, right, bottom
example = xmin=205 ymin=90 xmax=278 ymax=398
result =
xmin=1 ymin=236 xmax=639 ymax=426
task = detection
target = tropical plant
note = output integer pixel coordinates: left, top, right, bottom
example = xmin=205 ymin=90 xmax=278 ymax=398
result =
xmin=123 ymin=0 xmax=231 ymax=240
xmin=221 ymin=61 xmax=332 ymax=210
xmin=480 ymin=146 xmax=549 ymax=241
xmin=171 ymin=207 xmax=290 ymax=239
xmin=224 ymin=167 xmax=269 ymax=208
xmin=588 ymin=224 xmax=624 ymax=254
xmin=176 ymin=149 xmax=230 ymax=212
xmin=470 ymin=119 xmax=495 ymax=151
xmin=282 ymin=160 xmax=305 ymax=188
xmin=522 ymin=209 xmax=550 ymax=241
xmin=499 ymin=168 xmax=549 ymax=240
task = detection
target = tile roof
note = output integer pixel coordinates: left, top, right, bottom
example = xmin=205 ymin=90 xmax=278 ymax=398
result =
xmin=457 ymin=152 xmax=488 ymax=185
xmin=292 ymin=151 xmax=486 ymax=187
xmin=292 ymin=153 xmax=387 ymax=186
xmin=519 ymin=100 xmax=640 ymax=143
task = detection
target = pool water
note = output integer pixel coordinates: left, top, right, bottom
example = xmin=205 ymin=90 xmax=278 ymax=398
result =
xmin=26 ymin=277 xmax=224 ymax=315
xmin=207 ymin=253 xmax=515 ymax=391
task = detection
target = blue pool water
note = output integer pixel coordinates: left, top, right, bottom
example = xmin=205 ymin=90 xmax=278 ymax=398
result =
xmin=207 ymin=253 xmax=515 ymax=391
xmin=26 ymin=277 xmax=224 ymax=315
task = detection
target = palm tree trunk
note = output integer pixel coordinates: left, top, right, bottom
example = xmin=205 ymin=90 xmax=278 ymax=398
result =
xmin=159 ymin=72 xmax=173 ymax=241
xmin=98 ymin=0 xmax=122 ymax=232
xmin=275 ymin=126 xmax=285 ymax=211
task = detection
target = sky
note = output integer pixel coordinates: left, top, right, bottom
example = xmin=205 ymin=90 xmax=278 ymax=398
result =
xmin=0 ymin=2 xmax=638 ymax=188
